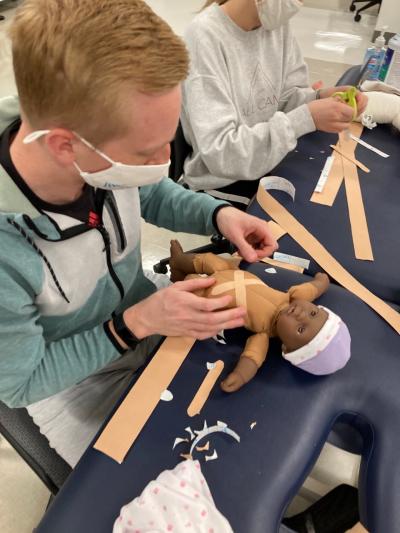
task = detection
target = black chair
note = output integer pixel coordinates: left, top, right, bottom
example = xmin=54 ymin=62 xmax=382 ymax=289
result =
xmin=350 ymin=0 xmax=381 ymax=22
xmin=153 ymin=122 xmax=233 ymax=274
xmin=0 ymin=401 xmax=72 ymax=496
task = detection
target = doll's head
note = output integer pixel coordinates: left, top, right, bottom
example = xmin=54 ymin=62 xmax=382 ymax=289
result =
xmin=276 ymin=300 xmax=351 ymax=375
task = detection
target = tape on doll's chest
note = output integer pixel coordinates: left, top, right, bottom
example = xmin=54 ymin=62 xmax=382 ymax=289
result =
xmin=209 ymin=271 xmax=262 ymax=308
xmin=209 ymin=271 xmax=273 ymax=332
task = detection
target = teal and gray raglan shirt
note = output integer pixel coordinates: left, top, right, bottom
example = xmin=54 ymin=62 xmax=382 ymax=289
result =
xmin=0 ymin=95 xmax=227 ymax=408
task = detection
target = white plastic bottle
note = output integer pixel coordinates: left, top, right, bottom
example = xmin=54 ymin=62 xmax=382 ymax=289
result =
xmin=379 ymin=33 xmax=400 ymax=88
xmin=362 ymin=29 xmax=386 ymax=81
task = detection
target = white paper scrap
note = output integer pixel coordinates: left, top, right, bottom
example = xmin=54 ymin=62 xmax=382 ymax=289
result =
xmin=273 ymin=252 xmax=310 ymax=270
xmin=196 ymin=441 xmax=210 ymax=452
xmin=172 ymin=437 xmax=189 ymax=450
xmin=212 ymin=330 xmax=226 ymax=344
xmin=314 ymin=155 xmax=334 ymax=193
xmin=205 ymin=449 xmax=218 ymax=462
xmin=260 ymin=176 xmax=295 ymax=201
xmin=160 ymin=389 xmax=173 ymax=402
xmin=265 ymin=267 xmax=277 ymax=274
xmin=361 ymin=114 xmax=377 ymax=130
xmin=250 ymin=422 xmax=257 ymax=430
xmin=185 ymin=427 xmax=196 ymax=440
xmin=350 ymin=134 xmax=389 ymax=158
xmin=190 ymin=423 xmax=240 ymax=455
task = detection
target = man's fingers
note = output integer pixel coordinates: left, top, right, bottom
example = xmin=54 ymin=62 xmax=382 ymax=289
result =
xmin=175 ymin=276 xmax=216 ymax=292
xmin=197 ymin=294 xmax=233 ymax=312
xmin=236 ymin=238 xmax=258 ymax=262
xmin=255 ymin=244 xmax=277 ymax=258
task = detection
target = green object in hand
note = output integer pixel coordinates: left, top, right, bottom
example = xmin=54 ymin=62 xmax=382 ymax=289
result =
xmin=332 ymin=86 xmax=358 ymax=120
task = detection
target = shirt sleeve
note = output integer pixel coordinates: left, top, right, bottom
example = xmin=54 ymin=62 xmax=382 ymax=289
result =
xmin=279 ymin=26 xmax=317 ymax=113
xmin=139 ymin=178 xmax=227 ymax=236
xmin=0 ymin=262 xmax=121 ymax=407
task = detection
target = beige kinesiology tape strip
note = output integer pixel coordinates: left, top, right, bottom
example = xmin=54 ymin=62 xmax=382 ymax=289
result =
xmin=94 ymin=336 xmax=195 ymax=463
xmin=311 ymin=123 xmax=373 ymax=261
xmin=311 ymin=123 xmax=364 ymax=206
xmin=261 ymin=257 xmax=304 ymax=274
xmin=329 ymin=144 xmax=370 ymax=173
xmin=342 ymin=154 xmax=373 ymax=261
xmin=257 ymin=179 xmax=400 ymax=334
xmin=267 ymin=220 xmax=287 ymax=241
xmin=187 ymin=360 xmax=224 ymax=417
xmin=338 ymin=126 xmax=373 ymax=261
xmin=210 ymin=270 xmax=263 ymax=308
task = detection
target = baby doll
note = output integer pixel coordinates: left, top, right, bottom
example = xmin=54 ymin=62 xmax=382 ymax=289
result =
xmin=170 ymin=240 xmax=351 ymax=393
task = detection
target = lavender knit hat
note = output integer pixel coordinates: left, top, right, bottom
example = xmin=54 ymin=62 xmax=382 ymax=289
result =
xmin=282 ymin=306 xmax=351 ymax=375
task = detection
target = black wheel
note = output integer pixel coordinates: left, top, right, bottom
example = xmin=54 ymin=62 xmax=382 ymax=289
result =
xmin=355 ymin=13 xmax=361 ymax=22
xmin=350 ymin=3 xmax=356 ymax=11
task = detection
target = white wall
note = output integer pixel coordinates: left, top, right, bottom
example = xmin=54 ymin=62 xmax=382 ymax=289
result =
xmin=376 ymin=0 xmax=400 ymax=34
xmin=303 ymin=0 xmax=352 ymax=11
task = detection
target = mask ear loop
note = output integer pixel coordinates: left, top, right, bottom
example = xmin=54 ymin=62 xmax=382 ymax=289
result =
xmin=23 ymin=130 xmax=51 ymax=144
xmin=73 ymin=132 xmax=115 ymax=165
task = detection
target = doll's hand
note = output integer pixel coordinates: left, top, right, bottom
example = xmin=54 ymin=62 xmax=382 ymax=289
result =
xmin=313 ymin=272 xmax=330 ymax=294
xmin=220 ymin=357 xmax=258 ymax=393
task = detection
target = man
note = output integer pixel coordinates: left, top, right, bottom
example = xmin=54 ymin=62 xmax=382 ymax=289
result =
xmin=0 ymin=0 xmax=276 ymax=466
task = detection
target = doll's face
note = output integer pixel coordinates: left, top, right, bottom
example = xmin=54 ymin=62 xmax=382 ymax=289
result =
xmin=276 ymin=300 xmax=328 ymax=353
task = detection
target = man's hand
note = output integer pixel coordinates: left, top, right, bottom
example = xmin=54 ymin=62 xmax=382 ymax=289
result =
xmin=123 ymin=276 xmax=246 ymax=340
xmin=318 ymin=85 xmax=368 ymax=117
xmin=216 ymin=206 xmax=278 ymax=262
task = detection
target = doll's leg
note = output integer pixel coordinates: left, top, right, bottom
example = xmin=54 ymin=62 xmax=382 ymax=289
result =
xmin=193 ymin=253 xmax=239 ymax=276
xmin=170 ymin=239 xmax=238 ymax=282
xmin=169 ymin=240 xmax=197 ymax=282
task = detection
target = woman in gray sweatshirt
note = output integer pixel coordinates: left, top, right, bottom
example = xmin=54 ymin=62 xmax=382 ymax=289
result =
xmin=181 ymin=0 xmax=367 ymax=207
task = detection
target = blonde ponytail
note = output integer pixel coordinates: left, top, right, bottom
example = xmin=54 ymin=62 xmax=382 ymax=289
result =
xmin=202 ymin=0 xmax=229 ymax=10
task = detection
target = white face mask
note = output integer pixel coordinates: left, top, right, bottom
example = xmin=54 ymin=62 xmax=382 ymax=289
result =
xmin=23 ymin=130 xmax=170 ymax=190
xmin=255 ymin=0 xmax=302 ymax=31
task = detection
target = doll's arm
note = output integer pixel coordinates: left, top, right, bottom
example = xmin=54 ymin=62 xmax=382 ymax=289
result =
xmin=288 ymin=273 xmax=330 ymax=302
xmin=242 ymin=332 xmax=270 ymax=367
xmin=220 ymin=332 xmax=269 ymax=393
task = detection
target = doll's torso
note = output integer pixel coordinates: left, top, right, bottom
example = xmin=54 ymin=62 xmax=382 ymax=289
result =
xmin=203 ymin=270 xmax=289 ymax=336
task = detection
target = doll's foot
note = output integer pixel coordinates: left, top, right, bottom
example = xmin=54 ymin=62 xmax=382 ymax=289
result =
xmin=220 ymin=357 xmax=258 ymax=393
xmin=169 ymin=240 xmax=196 ymax=282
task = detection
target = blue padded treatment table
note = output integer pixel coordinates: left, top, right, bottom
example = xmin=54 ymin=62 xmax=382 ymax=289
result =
xmin=248 ymin=123 xmax=400 ymax=304
xmin=36 ymin=265 xmax=400 ymax=533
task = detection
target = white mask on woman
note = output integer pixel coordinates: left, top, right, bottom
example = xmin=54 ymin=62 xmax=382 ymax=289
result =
xmin=255 ymin=0 xmax=302 ymax=31
xmin=23 ymin=130 xmax=170 ymax=190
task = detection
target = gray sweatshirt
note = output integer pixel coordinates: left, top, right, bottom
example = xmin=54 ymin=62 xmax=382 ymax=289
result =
xmin=181 ymin=3 xmax=317 ymax=191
